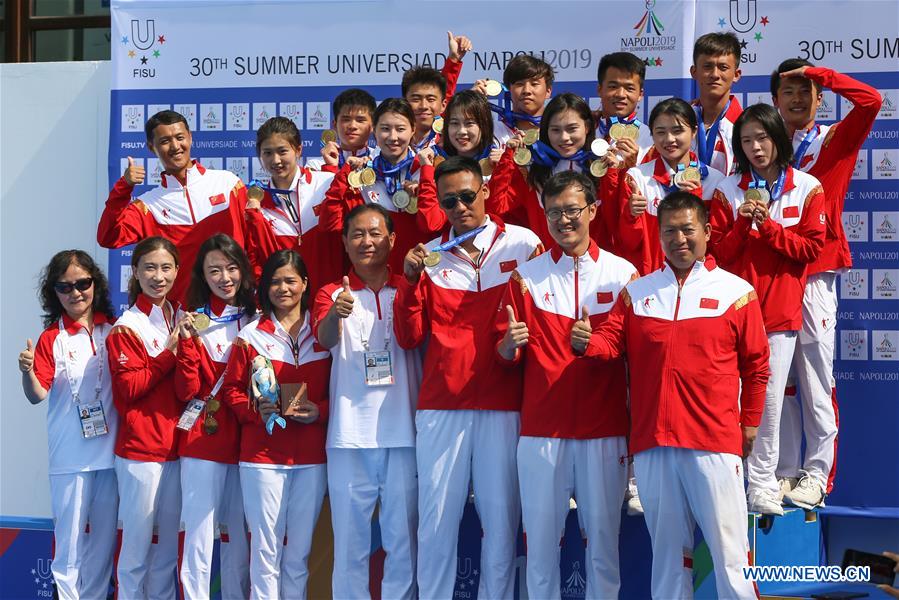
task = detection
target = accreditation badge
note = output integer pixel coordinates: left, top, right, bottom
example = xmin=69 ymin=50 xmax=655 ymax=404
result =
xmin=363 ymin=350 xmax=394 ymax=386
xmin=78 ymin=400 xmax=109 ymax=439
xmin=177 ymin=398 xmax=206 ymax=431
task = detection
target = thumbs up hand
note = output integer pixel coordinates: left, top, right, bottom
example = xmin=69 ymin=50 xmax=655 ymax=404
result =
xmin=334 ymin=276 xmax=354 ymax=318
xmin=570 ymin=306 xmax=592 ymax=354
xmin=123 ymin=157 xmax=146 ymax=186
xmin=18 ymin=339 xmax=35 ymax=373
xmin=498 ymin=305 xmax=529 ymax=360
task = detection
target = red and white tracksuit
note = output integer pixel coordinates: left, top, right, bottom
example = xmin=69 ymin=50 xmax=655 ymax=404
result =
xmin=778 ymin=68 xmax=882 ymax=493
xmin=498 ymin=242 xmax=636 ymax=599
xmin=222 ymin=314 xmax=330 ymax=600
xmin=107 ymin=294 xmax=182 ymax=599
xmin=710 ymin=167 xmax=825 ymax=496
xmin=97 ymin=161 xmax=261 ymax=301
xmin=33 ymin=313 xmax=118 ymax=600
xmin=312 ymin=270 xmax=421 ymax=600
xmin=618 ymin=154 xmax=725 ymax=275
xmin=394 ymin=216 xmax=541 ymax=599
xmin=691 ymin=95 xmax=744 ymax=176
xmin=174 ymin=298 xmax=250 ymax=600
xmin=587 ymin=257 xmax=769 ymax=599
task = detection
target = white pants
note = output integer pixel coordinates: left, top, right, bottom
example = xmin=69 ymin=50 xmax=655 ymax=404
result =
xmin=114 ymin=457 xmax=181 ymax=600
xmin=778 ymin=273 xmax=839 ymax=491
xmin=636 ymin=447 xmax=756 ymax=600
xmin=327 ymin=447 xmax=417 ymax=600
xmin=416 ymin=409 xmax=521 ymax=600
xmin=179 ymin=458 xmax=249 ymax=600
xmin=747 ymin=331 xmax=798 ymax=494
xmin=49 ymin=469 xmax=118 ymax=600
xmin=517 ymin=436 xmax=627 ymax=600
xmin=240 ymin=464 xmax=327 ymax=600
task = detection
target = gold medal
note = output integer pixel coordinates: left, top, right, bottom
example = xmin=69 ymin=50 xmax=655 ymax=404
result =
xmin=745 ymin=188 xmax=770 ymax=203
xmin=192 ymin=313 xmax=211 ymax=331
xmin=623 ymin=124 xmax=640 ymax=140
xmin=479 ymin=157 xmax=494 ymax=177
xmin=522 ymin=128 xmax=539 ymax=146
xmin=424 ymin=251 xmax=441 ymax=267
xmin=590 ymin=138 xmax=610 ymax=157
xmin=203 ymin=415 xmax=219 ymax=435
xmin=347 ymin=170 xmax=363 ymax=189
xmin=359 ymin=167 xmax=377 ymax=187
xmin=433 ymin=154 xmax=446 ymax=168
xmin=590 ymin=160 xmax=608 ymax=178
xmin=432 ymin=117 xmax=444 ymax=134
xmin=485 ymin=79 xmax=503 ymax=97
xmin=513 ymin=147 xmax=532 ymax=166
xmin=682 ymin=166 xmax=701 ymax=182
xmin=405 ymin=195 xmax=419 ymax=214
xmin=320 ymin=129 xmax=337 ymax=144
xmin=391 ymin=190 xmax=411 ymax=210
xmin=247 ymin=186 xmax=265 ymax=202
xmin=207 ymin=397 xmax=221 ymax=412
xmin=609 ymin=123 xmax=627 ymax=141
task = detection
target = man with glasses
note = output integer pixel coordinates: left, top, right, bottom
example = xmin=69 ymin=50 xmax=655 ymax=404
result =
xmin=497 ymin=171 xmax=637 ymax=599
xmin=395 ymin=156 xmax=542 ymax=599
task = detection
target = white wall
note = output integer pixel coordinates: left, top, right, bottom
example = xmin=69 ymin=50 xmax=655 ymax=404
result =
xmin=0 ymin=61 xmax=111 ymax=519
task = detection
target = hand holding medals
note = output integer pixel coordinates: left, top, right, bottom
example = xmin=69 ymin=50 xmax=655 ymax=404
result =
xmin=673 ymin=164 xmax=702 ymax=191
xmin=511 ymin=129 xmax=539 ymax=166
xmin=589 ymin=139 xmax=611 ymax=178
xmin=570 ymin=306 xmax=592 ymax=354
xmin=246 ymin=183 xmax=264 ymax=210
xmin=347 ymin=159 xmax=376 ymax=191
xmin=321 ymin=140 xmax=341 ymax=168
xmin=403 ymin=243 xmax=430 ymax=283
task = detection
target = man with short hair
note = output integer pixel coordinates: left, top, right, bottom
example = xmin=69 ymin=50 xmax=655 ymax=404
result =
xmin=586 ymin=191 xmax=769 ymax=599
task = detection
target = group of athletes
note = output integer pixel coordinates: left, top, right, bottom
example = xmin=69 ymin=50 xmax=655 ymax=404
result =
xmin=17 ymin=28 xmax=883 ymax=600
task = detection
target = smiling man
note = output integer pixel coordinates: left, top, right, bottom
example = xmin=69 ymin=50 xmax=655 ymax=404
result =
xmin=98 ymin=110 xmax=257 ymax=302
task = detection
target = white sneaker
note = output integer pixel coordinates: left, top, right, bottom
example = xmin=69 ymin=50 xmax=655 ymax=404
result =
xmin=748 ymin=488 xmax=785 ymax=516
xmin=626 ymin=494 xmax=644 ymax=516
xmin=783 ymin=475 xmax=825 ymax=510
xmin=778 ymin=477 xmax=799 ymax=501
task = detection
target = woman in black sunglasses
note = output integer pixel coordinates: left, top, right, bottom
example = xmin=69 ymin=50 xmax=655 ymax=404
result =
xmin=174 ymin=234 xmax=256 ymax=599
xmin=18 ymin=250 xmax=118 ymax=600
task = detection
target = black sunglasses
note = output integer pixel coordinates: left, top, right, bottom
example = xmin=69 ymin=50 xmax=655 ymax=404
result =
xmin=439 ymin=186 xmax=482 ymax=210
xmin=54 ymin=277 xmax=94 ymax=294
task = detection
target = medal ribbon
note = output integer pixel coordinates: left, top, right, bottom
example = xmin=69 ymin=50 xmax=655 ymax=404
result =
xmin=413 ymin=129 xmax=437 ymax=153
xmin=489 ymin=89 xmax=542 ymax=130
xmin=373 ymin=151 xmax=415 ymax=195
xmin=530 ymin=141 xmax=595 ymax=170
xmin=791 ymin=125 xmax=820 ymax=169
xmin=695 ymin=99 xmax=732 ymax=166
xmin=196 ymin=305 xmax=246 ymax=324
xmin=432 ymin=224 xmax=487 ymax=254
xmin=750 ymin=168 xmax=787 ymax=201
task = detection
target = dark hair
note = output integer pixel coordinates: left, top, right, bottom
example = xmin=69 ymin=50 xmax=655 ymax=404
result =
xmin=256 ymin=116 xmax=301 ymax=154
xmin=597 ymin=52 xmax=646 ymax=87
xmin=503 ymin=54 xmax=555 ymax=89
xmin=145 ymin=110 xmax=189 ymax=142
xmin=373 ymin=98 xmax=416 ymax=130
xmin=541 ymin=171 xmax=597 ymax=207
xmin=528 ymin=93 xmax=595 ymax=191
xmin=648 ymin=97 xmax=697 ymax=131
xmin=257 ymin=250 xmax=310 ymax=317
xmin=442 ymin=90 xmax=495 ymax=157
xmin=39 ymin=250 xmax=115 ymax=328
xmin=342 ymin=203 xmax=395 ymax=237
xmin=333 ymin=88 xmax=377 ymax=119
xmin=692 ymin=32 xmax=742 ymax=66
xmin=128 ymin=236 xmax=180 ymax=305
xmin=186 ymin=234 xmax=257 ymax=315
xmin=770 ymin=58 xmax=820 ymax=96
xmin=401 ymin=66 xmax=447 ymax=99
xmin=732 ymin=103 xmax=794 ymax=174
xmin=657 ymin=191 xmax=709 ymax=225
xmin=434 ymin=155 xmax=484 ymax=189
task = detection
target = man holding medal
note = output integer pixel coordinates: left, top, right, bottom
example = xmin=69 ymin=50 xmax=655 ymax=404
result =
xmin=312 ymin=203 xmax=420 ymax=599
xmin=395 ymin=156 xmax=542 ymax=599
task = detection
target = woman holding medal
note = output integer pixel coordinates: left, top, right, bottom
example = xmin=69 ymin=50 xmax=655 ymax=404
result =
xmin=175 ymin=234 xmax=255 ymax=599
xmin=617 ymin=98 xmax=727 ymax=275
xmin=18 ymin=250 xmax=118 ymax=600
xmin=107 ymin=236 xmax=189 ymax=599
xmin=221 ymin=250 xmax=330 ymax=600
xmin=709 ymin=103 xmax=826 ymax=516
xmin=245 ymin=116 xmax=344 ymax=295
xmin=321 ymin=98 xmax=440 ymax=275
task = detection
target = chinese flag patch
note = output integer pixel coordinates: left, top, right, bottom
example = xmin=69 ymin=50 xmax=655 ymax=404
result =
xmin=500 ymin=260 xmax=517 ymax=273
xmin=209 ymin=193 xmax=226 ymax=206
xmin=783 ymin=205 xmax=799 ymax=218
xmin=596 ymin=291 xmax=613 ymax=303
xmin=700 ymin=297 xmax=719 ymax=310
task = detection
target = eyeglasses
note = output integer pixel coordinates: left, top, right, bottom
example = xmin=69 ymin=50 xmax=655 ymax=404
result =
xmin=53 ymin=277 xmax=94 ymax=294
xmin=545 ymin=205 xmax=589 ymax=222
xmin=439 ymin=185 xmax=483 ymax=210
xmin=204 ymin=395 xmax=220 ymax=435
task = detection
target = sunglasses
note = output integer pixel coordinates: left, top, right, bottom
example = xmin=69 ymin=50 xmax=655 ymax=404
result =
xmin=54 ymin=277 xmax=94 ymax=294
xmin=439 ymin=186 xmax=482 ymax=210
xmin=204 ymin=395 xmax=221 ymax=435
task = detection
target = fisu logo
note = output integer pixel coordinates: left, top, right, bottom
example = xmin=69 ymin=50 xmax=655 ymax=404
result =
xmin=728 ymin=0 xmax=757 ymax=33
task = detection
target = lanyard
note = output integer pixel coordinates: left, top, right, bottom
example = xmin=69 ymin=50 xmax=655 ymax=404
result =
xmin=413 ymin=129 xmax=437 ymax=153
xmin=750 ymin=169 xmax=787 ymax=201
xmin=197 ymin=304 xmax=245 ymax=324
xmin=792 ymin=125 xmax=819 ymax=169
xmin=58 ymin=319 xmax=104 ymax=404
xmin=358 ymin=288 xmax=394 ymax=352
xmin=695 ymin=99 xmax=731 ymax=166
xmin=449 ymin=222 xmax=501 ymax=272
xmin=489 ymin=88 xmax=542 ymax=131
xmin=373 ymin=151 xmax=415 ymax=195
xmin=274 ymin=316 xmax=312 ymax=366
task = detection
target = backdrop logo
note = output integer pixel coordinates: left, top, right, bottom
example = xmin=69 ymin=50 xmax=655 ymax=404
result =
xmin=634 ymin=1 xmax=664 ymax=36
xmin=728 ymin=0 xmax=757 ymax=33
xmin=874 ymin=212 xmax=898 ymax=241
xmin=841 ymin=269 xmax=867 ymax=300
xmin=842 ymin=211 xmax=867 ymax=242
xmin=873 ymin=331 xmax=898 ymax=361
xmin=561 ymin=560 xmax=587 ymax=597
xmin=873 ymin=151 xmax=897 ymax=179
xmin=121 ymin=19 xmax=166 ymax=79
xmin=873 ymin=270 xmax=897 ymax=299
xmin=621 ymin=0 xmax=676 ymax=59
xmin=841 ymin=330 xmax=867 ymax=361
xmin=31 ymin=559 xmax=54 ymax=597
xmin=718 ymin=0 xmax=771 ymax=64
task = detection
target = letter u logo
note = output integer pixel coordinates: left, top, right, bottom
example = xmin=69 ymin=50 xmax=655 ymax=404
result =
xmin=729 ymin=0 xmax=757 ymax=33
xmin=36 ymin=559 xmax=52 ymax=579
xmin=456 ymin=557 xmax=473 ymax=579
xmin=847 ymin=272 xmax=862 ymax=286
xmin=848 ymin=332 xmax=863 ymax=346
xmin=847 ymin=214 xmax=862 ymax=229
xmin=130 ymin=19 xmax=156 ymax=51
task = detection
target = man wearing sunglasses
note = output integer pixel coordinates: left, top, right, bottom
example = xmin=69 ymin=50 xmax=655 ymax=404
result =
xmin=395 ymin=156 xmax=542 ymax=599
xmin=496 ymin=171 xmax=637 ymax=598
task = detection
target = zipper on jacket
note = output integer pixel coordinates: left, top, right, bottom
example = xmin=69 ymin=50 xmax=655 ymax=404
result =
xmin=573 ymin=255 xmax=580 ymax=319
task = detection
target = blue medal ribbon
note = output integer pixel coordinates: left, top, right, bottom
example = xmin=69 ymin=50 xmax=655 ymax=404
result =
xmin=695 ymin=99 xmax=732 ymax=166
xmin=791 ymin=126 xmax=819 ymax=169
xmin=529 ymin=141 xmax=595 ymax=171
xmin=372 ymin=151 xmax=415 ymax=195
xmin=434 ymin=225 xmax=487 ymax=254
xmin=750 ymin=168 xmax=787 ymax=201
xmin=196 ymin=305 xmax=245 ymax=324
xmin=489 ymin=88 xmax=542 ymax=131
